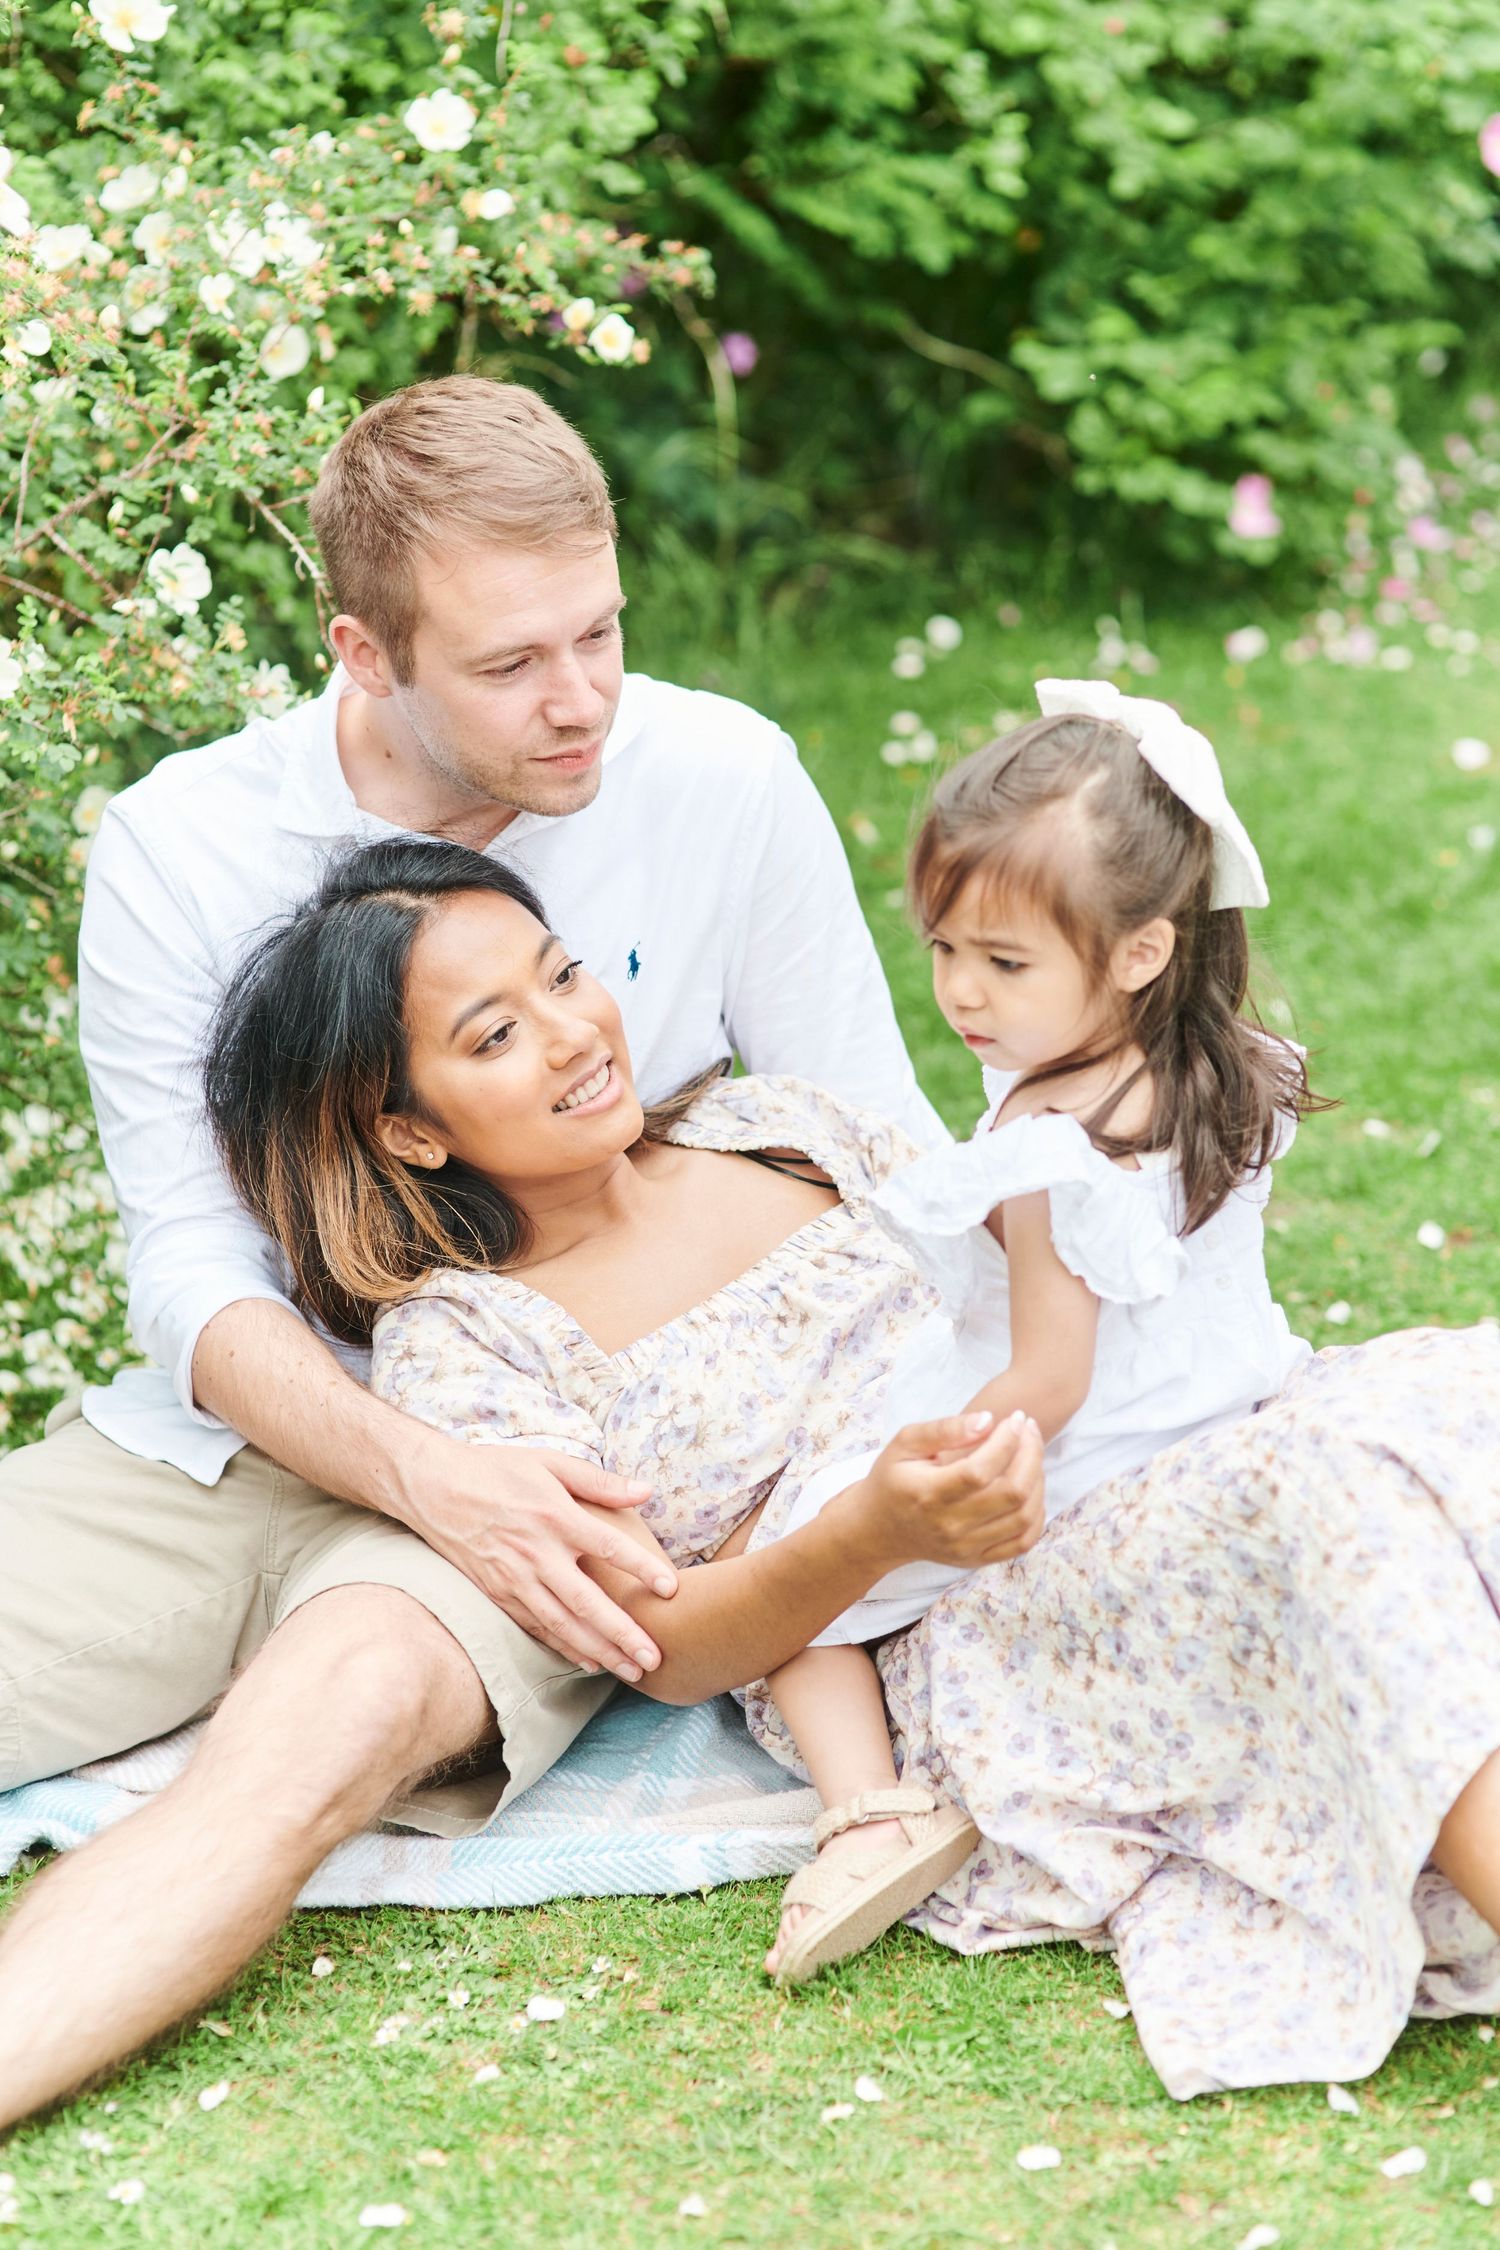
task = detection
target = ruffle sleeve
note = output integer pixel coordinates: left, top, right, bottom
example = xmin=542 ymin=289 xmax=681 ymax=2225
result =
xmin=370 ymin=1275 xmax=606 ymax=1464
xmin=873 ymin=1110 xmax=1189 ymax=1312
xmin=664 ymin=1071 xmax=935 ymax=1207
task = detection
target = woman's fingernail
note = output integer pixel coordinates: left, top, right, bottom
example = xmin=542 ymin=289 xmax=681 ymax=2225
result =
xmin=619 ymin=1663 xmax=643 ymax=1683
xmin=1026 ymin=1417 xmax=1043 ymax=1437
xmin=1007 ymin=1408 xmax=1027 ymax=1425
xmin=964 ymin=1411 xmax=993 ymax=1432
xmin=654 ymin=1576 xmax=675 ymax=1597
xmin=635 ymin=1649 xmax=656 ymax=1670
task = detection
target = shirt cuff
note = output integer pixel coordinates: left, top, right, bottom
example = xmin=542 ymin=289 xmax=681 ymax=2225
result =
xmin=156 ymin=1281 xmax=301 ymax=1430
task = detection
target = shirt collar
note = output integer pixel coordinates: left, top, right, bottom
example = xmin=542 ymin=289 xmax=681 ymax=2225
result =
xmin=273 ymin=667 xmax=649 ymax=843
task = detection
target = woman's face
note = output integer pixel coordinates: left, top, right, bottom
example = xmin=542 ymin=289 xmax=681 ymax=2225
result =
xmin=384 ymin=888 xmax=644 ymax=1191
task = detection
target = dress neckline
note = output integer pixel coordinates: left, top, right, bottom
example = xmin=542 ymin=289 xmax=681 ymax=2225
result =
xmin=488 ymin=1200 xmax=854 ymax=1372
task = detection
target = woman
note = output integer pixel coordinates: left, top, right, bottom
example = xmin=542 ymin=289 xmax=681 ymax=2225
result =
xmin=206 ymin=838 xmax=1500 ymax=2097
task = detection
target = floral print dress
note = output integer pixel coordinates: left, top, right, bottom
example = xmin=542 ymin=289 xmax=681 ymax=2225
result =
xmin=373 ymin=1073 xmax=1500 ymax=2100
xmin=370 ymin=1073 xmax=934 ymax=1577
xmin=880 ymin=1322 xmax=1500 ymax=2097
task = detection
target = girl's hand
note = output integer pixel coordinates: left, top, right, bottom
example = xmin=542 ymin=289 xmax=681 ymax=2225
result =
xmin=846 ymin=1410 xmax=1046 ymax=1570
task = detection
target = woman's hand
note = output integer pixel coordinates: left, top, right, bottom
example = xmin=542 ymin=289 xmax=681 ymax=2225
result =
xmin=841 ymin=1409 xmax=1046 ymax=1570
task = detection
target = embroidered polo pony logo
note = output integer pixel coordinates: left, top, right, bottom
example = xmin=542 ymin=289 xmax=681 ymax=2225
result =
xmin=627 ymin=946 xmax=642 ymax=981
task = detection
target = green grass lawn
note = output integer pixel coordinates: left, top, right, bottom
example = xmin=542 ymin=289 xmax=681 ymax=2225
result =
xmin=3 ymin=576 xmax=1498 ymax=2245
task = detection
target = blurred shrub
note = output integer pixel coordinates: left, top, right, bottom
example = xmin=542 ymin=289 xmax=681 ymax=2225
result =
xmin=631 ymin=0 xmax=1500 ymax=574
xmin=0 ymin=0 xmax=710 ymax=1440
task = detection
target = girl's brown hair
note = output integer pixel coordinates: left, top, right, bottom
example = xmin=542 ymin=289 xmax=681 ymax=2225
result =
xmin=203 ymin=839 xmax=725 ymax=1345
xmin=910 ymin=713 xmax=1329 ymax=1233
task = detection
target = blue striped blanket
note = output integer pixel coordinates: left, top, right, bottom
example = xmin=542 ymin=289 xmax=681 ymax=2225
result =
xmin=0 ymin=1691 xmax=817 ymax=1907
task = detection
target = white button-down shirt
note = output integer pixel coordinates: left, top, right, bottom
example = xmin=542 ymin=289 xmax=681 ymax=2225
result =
xmin=78 ymin=666 xmax=943 ymax=1483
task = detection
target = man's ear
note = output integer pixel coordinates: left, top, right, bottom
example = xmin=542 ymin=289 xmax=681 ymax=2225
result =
xmin=1111 ymin=916 xmax=1177 ymax=995
xmin=329 ymin=613 xmax=396 ymax=700
xmin=375 ymin=1113 xmax=448 ymax=1171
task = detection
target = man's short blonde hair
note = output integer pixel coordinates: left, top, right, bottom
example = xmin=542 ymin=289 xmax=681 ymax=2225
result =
xmin=309 ymin=377 xmax=617 ymax=682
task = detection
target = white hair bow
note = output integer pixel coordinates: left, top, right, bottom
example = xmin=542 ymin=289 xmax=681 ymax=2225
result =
xmin=1035 ymin=678 xmax=1269 ymax=910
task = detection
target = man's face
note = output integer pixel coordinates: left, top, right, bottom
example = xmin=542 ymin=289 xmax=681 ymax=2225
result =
xmin=387 ymin=540 xmax=626 ymax=819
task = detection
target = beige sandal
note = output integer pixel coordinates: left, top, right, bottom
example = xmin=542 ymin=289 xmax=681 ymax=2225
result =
xmin=771 ymin=1783 xmax=978 ymax=1986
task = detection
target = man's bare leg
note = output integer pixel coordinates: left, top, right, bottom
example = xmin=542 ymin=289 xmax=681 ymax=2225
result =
xmin=0 ymin=1585 xmax=494 ymax=2132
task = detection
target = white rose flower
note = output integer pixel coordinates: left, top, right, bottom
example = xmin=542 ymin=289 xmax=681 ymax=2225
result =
xmin=89 ymin=0 xmax=175 ymax=52
xmin=98 ymin=302 xmax=122 ymax=333
xmin=261 ymin=201 xmax=323 ymax=273
xmin=161 ymin=163 xmax=189 ymax=199
xmin=197 ymin=272 xmax=236 ymax=317
xmin=16 ymin=319 xmax=51 ymax=357
xmin=0 ymin=147 xmax=30 ymax=238
xmin=132 ymin=209 xmax=174 ymax=267
xmin=258 ymin=323 xmax=311 ymax=380
xmin=924 ymin=614 xmax=963 ymax=652
xmin=99 ymin=164 xmax=159 ymax=215
xmin=404 ymin=89 xmax=477 ymax=153
xmin=561 ymin=297 xmax=595 ymax=335
xmin=121 ymin=267 xmax=167 ymax=335
xmin=244 ymin=660 xmax=295 ymax=717
xmin=32 ymin=224 xmax=96 ymax=272
xmin=206 ymin=211 xmax=268 ymax=280
xmin=73 ymin=784 xmax=115 ymax=835
xmin=587 ymin=313 xmax=636 ymax=364
xmin=478 ymin=186 xmax=515 ymax=220
xmin=145 ymin=541 xmax=212 ymax=618
xmin=31 ymin=376 xmax=72 ymax=406
xmin=0 ymin=641 xmax=23 ymax=699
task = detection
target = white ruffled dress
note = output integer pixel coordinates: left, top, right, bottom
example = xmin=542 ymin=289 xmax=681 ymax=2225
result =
xmin=778 ymin=1071 xmax=1309 ymax=1644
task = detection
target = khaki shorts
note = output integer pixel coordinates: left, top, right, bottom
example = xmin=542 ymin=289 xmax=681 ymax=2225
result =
xmin=0 ymin=1399 xmax=611 ymax=1836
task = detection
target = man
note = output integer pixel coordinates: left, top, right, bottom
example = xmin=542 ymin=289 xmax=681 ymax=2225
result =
xmin=0 ymin=379 xmax=1024 ymax=2124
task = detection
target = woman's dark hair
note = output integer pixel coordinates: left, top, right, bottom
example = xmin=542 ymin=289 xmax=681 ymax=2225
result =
xmin=909 ymin=714 xmax=1332 ymax=1233
xmin=204 ymin=838 xmax=723 ymax=1344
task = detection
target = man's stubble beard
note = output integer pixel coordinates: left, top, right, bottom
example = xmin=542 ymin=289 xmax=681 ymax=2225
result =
xmin=396 ymin=685 xmax=614 ymax=824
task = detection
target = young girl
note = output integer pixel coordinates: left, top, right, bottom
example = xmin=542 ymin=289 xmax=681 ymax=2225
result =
xmin=761 ymin=677 xmax=1322 ymax=1983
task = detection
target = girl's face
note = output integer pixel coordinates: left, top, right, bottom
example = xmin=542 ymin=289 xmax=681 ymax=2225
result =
xmin=926 ymin=875 xmax=1117 ymax=1076
xmin=380 ymin=888 xmax=644 ymax=1192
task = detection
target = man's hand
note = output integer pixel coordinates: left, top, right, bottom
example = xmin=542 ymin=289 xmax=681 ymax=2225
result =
xmin=393 ymin=1434 xmax=677 ymax=1682
xmin=849 ymin=1408 xmax=1046 ymax=1572
xmin=192 ymin=1302 xmax=678 ymax=1685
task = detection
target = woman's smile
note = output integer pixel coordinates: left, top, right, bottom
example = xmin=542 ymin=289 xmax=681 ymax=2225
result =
xmin=551 ymin=1057 xmax=621 ymax=1115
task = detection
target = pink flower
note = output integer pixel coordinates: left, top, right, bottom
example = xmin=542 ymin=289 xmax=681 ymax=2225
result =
xmin=1229 ymin=474 xmax=1281 ymax=541
xmin=1479 ymin=115 xmax=1500 ymax=177
xmin=1379 ymin=577 xmax=1411 ymax=600
xmin=720 ymin=331 xmax=758 ymax=378
xmin=1406 ymin=514 xmax=1450 ymax=551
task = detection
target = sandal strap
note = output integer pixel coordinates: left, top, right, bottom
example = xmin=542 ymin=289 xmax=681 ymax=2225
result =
xmin=811 ymin=1783 xmax=939 ymax=1850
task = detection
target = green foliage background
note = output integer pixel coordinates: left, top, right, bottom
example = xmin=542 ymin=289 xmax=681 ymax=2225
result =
xmin=0 ymin=0 xmax=1496 ymax=1438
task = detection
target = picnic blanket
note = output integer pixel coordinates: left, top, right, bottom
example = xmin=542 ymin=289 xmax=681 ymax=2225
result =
xmin=0 ymin=1690 xmax=818 ymax=1908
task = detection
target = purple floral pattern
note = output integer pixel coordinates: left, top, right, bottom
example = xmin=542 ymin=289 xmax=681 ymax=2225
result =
xmin=370 ymin=1075 xmax=935 ymax=1569
xmin=879 ymin=1324 xmax=1500 ymax=2096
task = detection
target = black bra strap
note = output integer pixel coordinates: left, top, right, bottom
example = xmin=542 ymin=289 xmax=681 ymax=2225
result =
xmin=734 ymin=1146 xmax=830 ymax=1184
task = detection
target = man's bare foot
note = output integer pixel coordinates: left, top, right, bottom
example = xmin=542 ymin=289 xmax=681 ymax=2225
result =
xmin=763 ymin=1817 xmax=905 ymax=1977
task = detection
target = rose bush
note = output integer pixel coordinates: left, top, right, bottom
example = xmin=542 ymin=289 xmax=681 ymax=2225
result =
xmin=627 ymin=0 xmax=1500 ymax=570
xmin=0 ymin=0 xmax=711 ymax=1443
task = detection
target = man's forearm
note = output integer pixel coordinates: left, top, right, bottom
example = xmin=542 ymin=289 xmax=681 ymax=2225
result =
xmin=192 ymin=1297 xmax=434 ymax=1518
